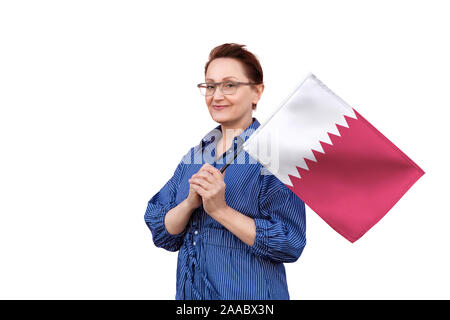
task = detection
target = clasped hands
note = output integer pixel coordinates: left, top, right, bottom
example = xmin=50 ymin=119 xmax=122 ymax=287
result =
xmin=186 ymin=163 xmax=228 ymax=218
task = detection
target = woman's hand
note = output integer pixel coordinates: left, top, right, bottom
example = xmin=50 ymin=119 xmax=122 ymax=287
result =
xmin=189 ymin=163 xmax=227 ymax=218
xmin=185 ymin=178 xmax=203 ymax=210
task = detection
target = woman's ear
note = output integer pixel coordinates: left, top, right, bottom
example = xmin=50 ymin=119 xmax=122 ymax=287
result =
xmin=252 ymin=83 xmax=264 ymax=110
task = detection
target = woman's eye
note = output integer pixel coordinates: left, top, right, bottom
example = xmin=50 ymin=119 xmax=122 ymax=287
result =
xmin=206 ymin=85 xmax=215 ymax=89
xmin=225 ymin=83 xmax=235 ymax=87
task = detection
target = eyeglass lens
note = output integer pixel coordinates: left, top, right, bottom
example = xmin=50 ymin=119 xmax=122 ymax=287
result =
xmin=201 ymin=82 xmax=237 ymax=96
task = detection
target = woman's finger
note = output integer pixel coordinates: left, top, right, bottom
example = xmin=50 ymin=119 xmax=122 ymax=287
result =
xmin=203 ymin=166 xmax=224 ymax=181
xmin=191 ymin=183 xmax=207 ymax=197
xmin=197 ymin=164 xmax=225 ymax=184
xmin=189 ymin=177 xmax=212 ymax=190
xmin=196 ymin=171 xmax=216 ymax=184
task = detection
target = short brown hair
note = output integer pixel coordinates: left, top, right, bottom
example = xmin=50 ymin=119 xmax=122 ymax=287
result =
xmin=204 ymin=43 xmax=263 ymax=110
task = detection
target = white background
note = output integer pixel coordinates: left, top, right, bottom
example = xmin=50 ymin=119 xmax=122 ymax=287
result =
xmin=0 ymin=0 xmax=448 ymax=299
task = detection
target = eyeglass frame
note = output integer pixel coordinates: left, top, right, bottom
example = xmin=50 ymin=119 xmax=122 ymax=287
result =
xmin=197 ymin=80 xmax=263 ymax=96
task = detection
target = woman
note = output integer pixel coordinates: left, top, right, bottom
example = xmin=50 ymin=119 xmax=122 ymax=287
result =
xmin=144 ymin=43 xmax=306 ymax=300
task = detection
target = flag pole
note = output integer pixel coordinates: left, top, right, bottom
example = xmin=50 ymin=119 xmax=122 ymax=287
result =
xmin=219 ymin=145 xmax=244 ymax=174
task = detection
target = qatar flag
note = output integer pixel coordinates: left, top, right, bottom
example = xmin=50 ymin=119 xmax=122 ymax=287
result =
xmin=242 ymin=73 xmax=425 ymax=242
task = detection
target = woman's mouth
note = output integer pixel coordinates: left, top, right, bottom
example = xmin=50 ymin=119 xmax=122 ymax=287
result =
xmin=213 ymin=105 xmax=229 ymax=110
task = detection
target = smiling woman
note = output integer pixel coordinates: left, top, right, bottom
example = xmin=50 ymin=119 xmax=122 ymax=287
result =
xmin=144 ymin=43 xmax=307 ymax=300
xmin=202 ymin=45 xmax=264 ymax=128
xmin=199 ymin=45 xmax=265 ymax=158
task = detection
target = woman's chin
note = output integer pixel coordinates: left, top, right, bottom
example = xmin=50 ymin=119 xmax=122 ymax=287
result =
xmin=210 ymin=110 xmax=233 ymax=122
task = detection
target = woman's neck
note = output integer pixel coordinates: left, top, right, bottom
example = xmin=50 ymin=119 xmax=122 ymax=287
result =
xmin=220 ymin=117 xmax=253 ymax=143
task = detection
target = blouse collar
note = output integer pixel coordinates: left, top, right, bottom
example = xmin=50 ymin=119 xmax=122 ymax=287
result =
xmin=196 ymin=117 xmax=260 ymax=153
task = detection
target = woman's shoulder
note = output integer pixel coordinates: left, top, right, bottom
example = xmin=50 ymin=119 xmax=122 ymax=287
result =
xmin=179 ymin=146 xmax=197 ymax=165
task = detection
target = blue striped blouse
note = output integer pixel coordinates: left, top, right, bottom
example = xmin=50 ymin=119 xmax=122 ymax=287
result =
xmin=144 ymin=117 xmax=306 ymax=300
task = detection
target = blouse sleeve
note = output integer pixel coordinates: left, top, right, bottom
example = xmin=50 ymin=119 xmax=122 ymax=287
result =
xmin=144 ymin=153 xmax=189 ymax=252
xmin=249 ymin=173 xmax=307 ymax=263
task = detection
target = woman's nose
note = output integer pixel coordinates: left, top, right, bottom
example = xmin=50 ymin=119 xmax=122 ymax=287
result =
xmin=212 ymin=86 xmax=225 ymax=99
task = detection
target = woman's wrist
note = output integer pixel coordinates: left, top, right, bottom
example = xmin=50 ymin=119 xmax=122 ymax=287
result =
xmin=212 ymin=205 xmax=256 ymax=247
xmin=208 ymin=204 xmax=230 ymax=221
xmin=183 ymin=198 xmax=198 ymax=212
xmin=165 ymin=199 xmax=197 ymax=235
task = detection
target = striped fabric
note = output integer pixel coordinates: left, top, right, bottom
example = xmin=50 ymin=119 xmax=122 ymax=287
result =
xmin=144 ymin=117 xmax=306 ymax=300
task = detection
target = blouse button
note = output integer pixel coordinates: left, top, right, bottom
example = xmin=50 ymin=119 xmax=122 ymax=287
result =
xmin=194 ymin=230 xmax=198 ymax=235
xmin=193 ymin=241 xmax=196 ymax=246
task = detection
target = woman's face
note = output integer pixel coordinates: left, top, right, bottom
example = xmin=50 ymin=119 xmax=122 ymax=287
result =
xmin=204 ymin=57 xmax=263 ymax=126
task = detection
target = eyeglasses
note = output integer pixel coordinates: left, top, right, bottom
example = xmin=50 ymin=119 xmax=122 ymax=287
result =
xmin=197 ymin=81 xmax=262 ymax=96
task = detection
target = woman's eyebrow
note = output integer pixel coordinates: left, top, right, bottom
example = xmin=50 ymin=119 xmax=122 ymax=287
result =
xmin=205 ymin=76 xmax=238 ymax=82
